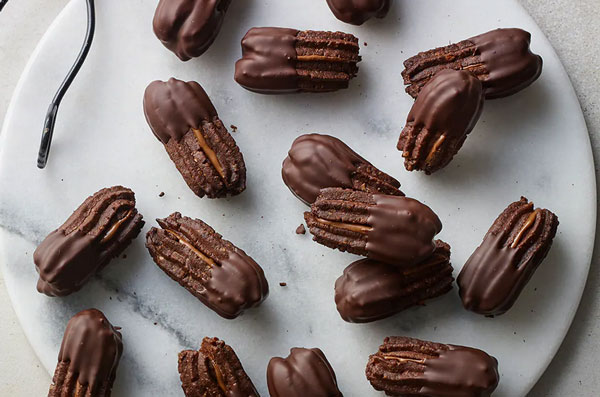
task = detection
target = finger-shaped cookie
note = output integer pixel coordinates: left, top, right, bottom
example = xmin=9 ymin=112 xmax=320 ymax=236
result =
xmin=326 ymin=0 xmax=391 ymax=25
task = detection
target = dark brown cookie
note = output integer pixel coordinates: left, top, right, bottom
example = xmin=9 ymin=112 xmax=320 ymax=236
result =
xmin=234 ymin=27 xmax=360 ymax=94
xmin=153 ymin=0 xmax=232 ymax=61
xmin=48 ymin=309 xmax=123 ymax=397
xmin=143 ymin=78 xmax=246 ymax=198
xmin=34 ymin=186 xmax=144 ymax=297
xmin=178 ymin=337 xmax=259 ymax=397
xmin=366 ymin=336 xmax=499 ymax=397
xmin=397 ymin=69 xmax=484 ymax=174
xmin=267 ymin=347 xmax=342 ymax=397
xmin=282 ymin=133 xmax=403 ymax=205
xmin=458 ymin=197 xmax=558 ymax=316
xmin=304 ymin=188 xmax=442 ymax=266
xmin=402 ymin=28 xmax=542 ymax=99
xmin=145 ymin=212 xmax=269 ymax=319
xmin=335 ymin=240 xmax=453 ymax=323
xmin=326 ymin=0 xmax=391 ymax=25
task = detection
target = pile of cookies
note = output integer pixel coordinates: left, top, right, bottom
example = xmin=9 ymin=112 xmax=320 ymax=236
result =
xmin=34 ymin=1 xmax=559 ymax=396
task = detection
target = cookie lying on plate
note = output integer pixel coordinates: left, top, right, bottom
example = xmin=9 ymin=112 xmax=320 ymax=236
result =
xmin=34 ymin=185 xmax=144 ymax=297
xmin=235 ymin=27 xmax=360 ymax=94
xmin=282 ymin=133 xmax=403 ymax=204
xmin=458 ymin=197 xmax=559 ymax=316
xmin=402 ymin=28 xmax=542 ymax=99
xmin=304 ymin=188 xmax=442 ymax=266
xmin=178 ymin=337 xmax=259 ymax=397
xmin=267 ymin=347 xmax=343 ymax=397
xmin=145 ymin=212 xmax=269 ymax=319
xmin=335 ymin=240 xmax=453 ymax=323
xmin=48 ymin=309 xmax=123 ymax=397
xmin=153 ymin=0 xmax=232 ymax=60
xmin=144 ymin=78 xmax=246 ymax=198
xmin=366 ymin=336 xmax=499 ymax=397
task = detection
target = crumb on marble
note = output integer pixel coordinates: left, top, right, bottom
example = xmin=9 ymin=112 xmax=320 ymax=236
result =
xmin=279 ymin=282 xmax=287 ymax=287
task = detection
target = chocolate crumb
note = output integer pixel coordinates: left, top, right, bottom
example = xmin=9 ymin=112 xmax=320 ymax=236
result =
xmin=122 ymin=254 xmax=127 ymax=259
xmin=364 ymin=42 xmax=368 ymax=46
xmin=230 ymin=124 xmax=238 ymax=132
xmin=279 ymin=282 xmax=287 ymax=287
xmin=295 ymin=224 xmax=306 ymax=234
xmin=159 ymin=192 xmax=165 ymax=197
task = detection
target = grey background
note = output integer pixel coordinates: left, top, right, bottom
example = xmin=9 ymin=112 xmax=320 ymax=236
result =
xmin=0 ymin=0 xmax=598 ymax=395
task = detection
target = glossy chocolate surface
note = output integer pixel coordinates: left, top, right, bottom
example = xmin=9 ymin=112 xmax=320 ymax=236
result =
xmin=326 ymin=0 xmax=391 ymax=25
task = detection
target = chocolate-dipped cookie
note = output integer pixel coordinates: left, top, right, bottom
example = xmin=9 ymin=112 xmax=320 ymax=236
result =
xmin=143 ymin=78 xmax=246 ymax=198
xmin=178 ymin=337 xmax=259 ymax=397
xmin=304 ymin=188 xmax=442 ymax=266
xmin=282 ymin=133 xmax=403 ymax=204
xmin=234 ymin=27 xmax=360 ymax=94
xmin=402 ymin=28 xmax=542 ymax=99
xmin=458 ymin=197 xmax=558 ymax=316
xmin=48 ymin=309 xmax=123 ymax=397
xmin=34 ymin=186 xmax=144 ymax=297
xmin=398 ymin=69 xmax=484 ymax=174
xmin=335 ymin=240 xmax=453 ymax=323
xmin=366 ymin=336 xmax=499 ymax=397
xmin=145 ymin=212 xmax=269 ymax=319
xmin=267 ymin=347 xmax=342 ymax=397
xmin=326 ymin=0 xmax=391 ymax=25
xmin=153 ymin=0 xmax=232 ymax=61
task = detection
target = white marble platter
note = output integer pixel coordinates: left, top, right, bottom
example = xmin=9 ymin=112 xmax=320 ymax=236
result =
xmin=0 ymin=0 xmax=595 ymax=396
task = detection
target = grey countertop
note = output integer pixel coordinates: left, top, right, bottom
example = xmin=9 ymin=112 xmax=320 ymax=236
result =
xmin=0 ymin=1 xmax=598 ymax=395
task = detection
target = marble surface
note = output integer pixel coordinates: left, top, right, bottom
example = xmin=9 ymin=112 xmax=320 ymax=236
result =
xmin=0 ymin=0 xmax=596 ymax=396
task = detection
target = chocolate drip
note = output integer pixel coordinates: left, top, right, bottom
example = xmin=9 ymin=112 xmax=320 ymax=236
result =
xmin=56 ymin=309 xmax=123 ymax=393
xmin=267 ymin=348 xmax=343 ymax=397
xmin=143 ymin=78 xmax=218 ymax=144
xmin=326 ymin=0 xmax=391 ymax=25
xmin=153 ymin=0 xmax=232 ymax=61
xmin=366 ymin=194 xmax=442 ymax=266
xmin=234 ymin=27 xmax=300 ymax=93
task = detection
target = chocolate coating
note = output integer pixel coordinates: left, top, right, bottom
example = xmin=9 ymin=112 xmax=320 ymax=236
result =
xmin=335 ymin=240 xmax=453 ymax=323
xmin=153 ymin=0 xmax=232 ymax=61
xmin=267 ymin=347 xmax=343 ymax=397
xmin=144 ymin=78 xmax=217 ymax=144
xmin=458 ymin=197 xmax=558 ymax=316
xmin=326 ymin=0 xmax=391 ymax=25
xmin=366 ymin=336 xmax=499 ymax=397
xmin=398 ymin=69 xmax=484 ymax=174
xmin=48 ymin=309 xmax=123 ymax=396
xmin=282 ymin=133 xmax=403 ymax=204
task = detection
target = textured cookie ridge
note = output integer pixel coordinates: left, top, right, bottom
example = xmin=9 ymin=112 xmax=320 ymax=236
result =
xmin=402 ymin=28 xmax=542 ymax=99
xmin=178 ymin=337 xmax=259 ymax=397
xmin=34 ymin=185 xmax=144 ymax=296
xmin=145 ymin=212 xmax=269 ymax=319
xmin=458 ymin=197 xmax=559 ymax=315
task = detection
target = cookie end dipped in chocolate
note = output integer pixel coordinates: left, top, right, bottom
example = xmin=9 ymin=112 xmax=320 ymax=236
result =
xmin=152 ymin=0 xmax=232 ymax=60
xmin=282 ymin=133 xmax=403 ymax=204
xmin=48 ymin=309 xmax=123 ymax=397
xmin=458 ymin=197 xmax=558 ymax=316
xmin=267 ymin=347 xmax=343 ymax=397
xmin=34 ymin=186 xmax=144 ymax=297
xmin=366 ymin=336 xmax=499 ymax=397
xmin=235 ymin=27 xmax=360 ymax=94
xmin=326 ymin=0 xmax=391 ymax=25
xmin=143 ymin=78 xmax=246 ymax=198
xmin=398 ymin=69 xmax=484 ymax=174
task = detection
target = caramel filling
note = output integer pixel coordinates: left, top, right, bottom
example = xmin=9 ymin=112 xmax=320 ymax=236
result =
xmin=296 ymin=55 xmax=354 ymax=63
xmin=316 ymin=217 xmax=372 ymax=234
xmin=383 ymin=355 xmax=425 ymax=364
xmin=100 ymin=210 xmax=133 ymax=244
xmin=192 ymin=128 xmax=225 ymax=179
xmin=425 ymin=135 xmax=446 ymax=166
xmin=208 ymin=359 xmax=228 ymax=393
xmin=511 ymin=209 xmax=540 ymax=248
xmin=165 ymin=229 xmax=216 ymax=267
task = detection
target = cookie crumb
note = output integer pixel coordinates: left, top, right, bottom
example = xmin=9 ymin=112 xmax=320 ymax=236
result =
xmin=159 ymin=192 xmax=165 ymax=197
xmin=295 ymin=224 xmax=306 ymax=234
xmin=230 ymin=124 xmax=238 ymax=132
xmin=364 ymin=41 xmax=368 ymax=46
xmin=122 ymin=254 xmax=127 ymax=259
xmin=279 ymin=282 xmax=287 ymax=287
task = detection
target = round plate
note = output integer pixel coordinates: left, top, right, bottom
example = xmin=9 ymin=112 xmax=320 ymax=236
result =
xmin=0 ymin=0 xmax=595 ymax=396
